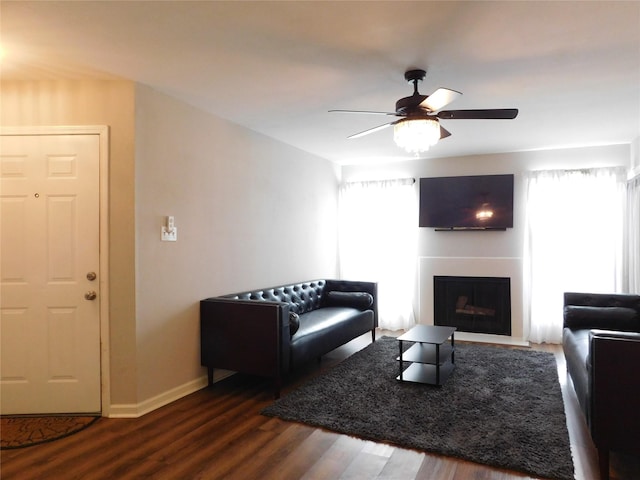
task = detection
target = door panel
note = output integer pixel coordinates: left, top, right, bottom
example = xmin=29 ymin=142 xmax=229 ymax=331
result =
xmin=0 ymin=133 xmax=101 ymax=414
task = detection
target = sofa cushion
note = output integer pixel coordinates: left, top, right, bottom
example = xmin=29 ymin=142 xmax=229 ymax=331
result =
xmin=563 ymin=305 xmax=639 ymax=331
xmin=324 ymin=291 xmax=374 ymax=310
xmin=290 ymin=307 xmax=375 ymax=367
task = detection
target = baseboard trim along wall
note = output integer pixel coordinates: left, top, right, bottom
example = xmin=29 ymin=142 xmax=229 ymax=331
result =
xmin=108 ymin=370 xmax=234 ymax=418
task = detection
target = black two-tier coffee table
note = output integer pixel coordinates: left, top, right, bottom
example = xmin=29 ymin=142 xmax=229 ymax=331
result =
xmin=396 ymin=325 xmax=456 ymax=386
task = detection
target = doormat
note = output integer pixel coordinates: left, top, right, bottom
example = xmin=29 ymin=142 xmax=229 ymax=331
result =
xmin=1 ymin=415 xmax=100 ymax=450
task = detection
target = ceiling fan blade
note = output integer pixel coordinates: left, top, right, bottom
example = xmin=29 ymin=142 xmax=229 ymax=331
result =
xmin=440 ymin=125 xmax=452 ymax=139
xmin=329 ymin=109 xmax=399 ymax=116
xmin=437 ymin=108 xmax=519 ymax=120
xmin=348 ymin=121 xmax=396 ymax=139
xmin=420 ymin=88 xmax=462 ymax=112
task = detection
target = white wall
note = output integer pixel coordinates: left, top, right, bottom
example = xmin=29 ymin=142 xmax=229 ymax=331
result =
xmin=134 ymin=85 xmax=340 ymax=407
xmin=342 ymin=144 xmax=631 ymax=343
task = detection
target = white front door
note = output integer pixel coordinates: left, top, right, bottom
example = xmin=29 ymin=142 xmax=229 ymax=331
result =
xmin=1 ymin=133 xmax=101 ymax=414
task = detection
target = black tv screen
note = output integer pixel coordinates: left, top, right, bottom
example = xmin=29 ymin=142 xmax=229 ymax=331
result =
xmin=419 ymin=174 xmax=514 ymax=230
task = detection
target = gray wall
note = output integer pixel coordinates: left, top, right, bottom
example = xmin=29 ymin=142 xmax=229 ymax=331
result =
xmin=134 ymin=85 xmax=340 ymax=406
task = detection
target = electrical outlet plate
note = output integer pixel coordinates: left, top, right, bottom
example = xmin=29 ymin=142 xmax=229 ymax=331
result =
xmin=161 ymin=226 xmax=177 ymax=241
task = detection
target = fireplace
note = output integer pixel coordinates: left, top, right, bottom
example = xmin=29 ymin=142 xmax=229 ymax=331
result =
xmin=433 ymin=276 xmax=511 ymax=336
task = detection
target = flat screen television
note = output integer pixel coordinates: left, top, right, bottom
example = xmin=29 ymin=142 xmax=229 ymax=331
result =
xmin=419 ymin=174 xmax=514 ymax=230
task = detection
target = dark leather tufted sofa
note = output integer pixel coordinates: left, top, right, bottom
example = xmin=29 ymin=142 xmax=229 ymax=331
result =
xmin=562 ymin=292 xmax=640 ymax=480
xmin=201 ymin=279 xmax=377 ymax=397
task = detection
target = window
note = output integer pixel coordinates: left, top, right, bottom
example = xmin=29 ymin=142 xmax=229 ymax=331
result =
xmin=523 ymin=167 xmax=626 ymax=343
xmin=339 ymin=179 xmax=417 ymax=331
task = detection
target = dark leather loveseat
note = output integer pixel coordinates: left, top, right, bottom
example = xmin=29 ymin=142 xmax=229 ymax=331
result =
xmin=562 ymin=292 xmax=640 ymax=479
xmin=201 ymin=279 xmax=377 ymax=397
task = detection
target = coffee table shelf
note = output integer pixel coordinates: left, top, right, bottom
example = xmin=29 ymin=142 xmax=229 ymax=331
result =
xmin=396 ymin=325 xmax=456 ymax=386
xmin=399 ymin=361 xmax=455 ymax=385
xmin=401 ymin=342 xmax=454 ymax=364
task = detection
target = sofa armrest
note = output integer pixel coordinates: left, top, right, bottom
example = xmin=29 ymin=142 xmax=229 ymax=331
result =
xmin=324 ymin=280 xmax=378 ymax=328
xmin=200 ymin=298 xmax=290 ymax=379
xmin=589 ymin=330 xmax=640 ymax=454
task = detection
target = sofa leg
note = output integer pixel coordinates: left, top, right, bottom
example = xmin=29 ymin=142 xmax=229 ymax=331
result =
xmin=371 ymin=329 xmax=376 ymax=342
xmin=207 ymin=367 xmax=214 ymax=387
xmin=598 ymin=447 xmax=609 ymax=480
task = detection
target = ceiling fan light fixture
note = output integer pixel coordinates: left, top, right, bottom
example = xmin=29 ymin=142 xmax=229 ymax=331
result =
xmin=393 ymin=118 xmax=440 ymax=154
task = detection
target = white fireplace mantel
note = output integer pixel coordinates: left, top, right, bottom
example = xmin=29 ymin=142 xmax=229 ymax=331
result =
xmin=419 ymin=256 xmax=528 ymax=346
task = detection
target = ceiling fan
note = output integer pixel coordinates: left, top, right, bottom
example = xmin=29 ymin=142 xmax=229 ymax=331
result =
xmin=329 ymin=69 xmax=518 ymax=154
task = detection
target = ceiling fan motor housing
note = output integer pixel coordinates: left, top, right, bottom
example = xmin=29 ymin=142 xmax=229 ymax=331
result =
xmin=396 ymin=95 xmax=430 ymax=116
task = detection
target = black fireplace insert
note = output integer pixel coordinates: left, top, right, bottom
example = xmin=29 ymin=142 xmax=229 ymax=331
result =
xmin=433 ymin=276 xmax=511 ymax=336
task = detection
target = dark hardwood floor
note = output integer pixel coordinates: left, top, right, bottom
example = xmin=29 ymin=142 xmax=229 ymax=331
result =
xmin=2 ymin=331 xmax=639 ymax=479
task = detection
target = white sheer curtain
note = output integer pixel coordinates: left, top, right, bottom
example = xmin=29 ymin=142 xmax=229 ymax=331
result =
xmin=338 ymin=178 xmax=417 ymax=331
xmin=523 ymin=167 xmax=626 ymax=343
xmin=625 ymin=174 xmax=640 ymax=293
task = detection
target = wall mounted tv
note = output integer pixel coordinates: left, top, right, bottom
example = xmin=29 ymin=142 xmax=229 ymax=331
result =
xmin=419 ymin=174 xmax=514 ymax=230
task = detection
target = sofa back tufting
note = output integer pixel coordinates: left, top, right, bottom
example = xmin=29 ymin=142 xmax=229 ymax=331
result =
xmin=223 ymin=280 xmax=326 ymax=315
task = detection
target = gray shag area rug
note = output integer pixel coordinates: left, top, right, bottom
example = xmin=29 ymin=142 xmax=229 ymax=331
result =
xmin=262 ymin=336 xmax=574 ymax=480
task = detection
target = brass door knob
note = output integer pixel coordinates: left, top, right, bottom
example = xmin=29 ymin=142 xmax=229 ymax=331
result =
xmin=84 ymin=291 xmax=97 ymax=301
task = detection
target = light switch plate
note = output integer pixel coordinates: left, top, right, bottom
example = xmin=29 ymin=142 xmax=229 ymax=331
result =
xmin=161 ymin=226 xmax=177 ymax=241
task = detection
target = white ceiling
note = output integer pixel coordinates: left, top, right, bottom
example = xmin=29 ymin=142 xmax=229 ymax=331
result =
xmin=1 ymin=1 xmax=639 ymax=165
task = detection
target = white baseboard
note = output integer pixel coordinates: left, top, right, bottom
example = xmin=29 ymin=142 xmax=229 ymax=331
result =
xmin=107 ymin=370 xmax=234 ymax=418
xmin=455 ymin=331 xmax=530 ymax=347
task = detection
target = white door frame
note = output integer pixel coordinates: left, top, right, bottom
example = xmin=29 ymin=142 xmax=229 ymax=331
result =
xmin=1 ymin=125 xmax=111 ymax=416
